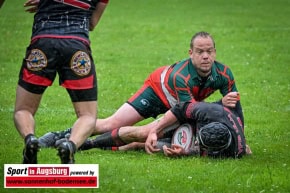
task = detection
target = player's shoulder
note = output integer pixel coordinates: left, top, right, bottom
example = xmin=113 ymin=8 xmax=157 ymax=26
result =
xmin=172 ymin=58 xmax=190 ymax=67
xmin=214 ymin=60 xmax=229 ymax=69
xmin=169 ymin=58 xmax=192 ymax=76
xmin=213 ymin=61 xmax=234 ymax=75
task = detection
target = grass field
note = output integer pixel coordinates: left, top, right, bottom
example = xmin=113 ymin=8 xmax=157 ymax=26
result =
xmin=0 ymin=0 xmax=290 ymax=192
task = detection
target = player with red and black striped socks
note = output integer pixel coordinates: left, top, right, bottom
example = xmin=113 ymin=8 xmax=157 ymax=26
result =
xmin=79 ymin=128 xmax=125 ymax=151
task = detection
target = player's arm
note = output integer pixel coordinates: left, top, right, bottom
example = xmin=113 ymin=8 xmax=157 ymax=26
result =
xmin=214 ymin=65 xmax=237 ymax=105
xmin=145 ymin=102 xmax=194 ymax=154
xmin=90 ymin=0 xmax=109 ymax=31
xmin=145 ymin=110 xmax=179 ymax=154
xmin=146 ymin=102 xmax=200 ymax=155
xmin=216 ymin=67 xmax=244 ymax=124
xmin=215 ymin=92 xmax=244 ymax=124
xmin=219 ymin=68 xmax=240 ymax=108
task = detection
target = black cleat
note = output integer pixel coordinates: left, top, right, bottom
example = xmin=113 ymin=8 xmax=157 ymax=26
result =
xmin=57 ymin=141 xmax=76 ymax=164
xmin=22 ymin=135 xmax=39 ymax=164
xmin=38 ymin=128 xmax=72 ymax=148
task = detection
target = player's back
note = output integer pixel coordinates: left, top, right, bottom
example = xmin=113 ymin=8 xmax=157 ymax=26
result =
xmin=32 ymin=0 xmax=98 ymax=40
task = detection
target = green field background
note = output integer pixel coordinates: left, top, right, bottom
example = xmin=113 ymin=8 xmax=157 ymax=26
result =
xmin=0 ymin=0 xmax=289 ymax=192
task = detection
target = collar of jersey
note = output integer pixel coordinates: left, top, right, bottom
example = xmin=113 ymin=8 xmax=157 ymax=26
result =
xmin=189 ymin=59 xmax=219 ymax=81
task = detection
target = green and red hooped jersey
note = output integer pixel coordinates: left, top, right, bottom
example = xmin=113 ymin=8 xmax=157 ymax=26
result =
xmin=145 ymin=58 xmax=238 ymax=109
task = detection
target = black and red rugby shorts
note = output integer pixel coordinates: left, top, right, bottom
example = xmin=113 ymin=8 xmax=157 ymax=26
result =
xmin=18 ymin=38 xmax=97 ymax=102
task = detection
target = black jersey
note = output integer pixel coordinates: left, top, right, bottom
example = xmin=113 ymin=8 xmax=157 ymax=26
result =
xmin=32 ymin=0 xmax=103 ymax=42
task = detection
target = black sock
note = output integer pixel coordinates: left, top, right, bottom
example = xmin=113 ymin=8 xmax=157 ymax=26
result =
xmin=92 ymin=128 xmax=126 ymax=148
xmin=24 ymin=134 xmax=35 ymax=144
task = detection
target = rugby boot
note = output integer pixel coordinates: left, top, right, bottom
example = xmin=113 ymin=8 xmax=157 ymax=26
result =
xmin=57 ymin=141 xmax=76 ymax=164
xmin=38 ymin=128 xmax=72 ymax=148
xmin=22 ymin=135 xmax=39 ymax=164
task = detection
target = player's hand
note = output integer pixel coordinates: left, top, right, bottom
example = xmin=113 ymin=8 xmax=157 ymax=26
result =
xmin=163 ymin=144 xmax=186 ymax=157
xmin=24 ymin=0 xmax=39 ymax=13
xmin=222 ymin=92 xmax=240 ymax=108
xmin=145 ymin=132 xmax=160 ymax=154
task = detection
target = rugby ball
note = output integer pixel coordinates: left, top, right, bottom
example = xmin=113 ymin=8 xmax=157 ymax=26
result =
xmin=171 ymin=123 xmax=194 ymax=152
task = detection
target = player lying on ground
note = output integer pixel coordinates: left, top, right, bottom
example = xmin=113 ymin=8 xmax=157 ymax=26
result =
xmin=38 ymin=31 xmax=247 ymax=151
xmin=145 ymin=102 xmax=248 ymax=158
xmin=56 ymin=102 xmax=252 ymax=158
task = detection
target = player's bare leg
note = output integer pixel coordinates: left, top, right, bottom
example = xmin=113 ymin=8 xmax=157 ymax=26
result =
xmin=14 ymin=86 xmax=42 ymax=164
xmin=38 ymin=102 xmax=144 ymax=148
xmin=78 ymin=120 xmax=178 ymax=151
xmin=78 ymin=123 xmax=154 ymax=150
xmin=57 ymin=101 xmax=96 ymax=164
xmin=70 ymin=101 xmax=97 ymax=148
xmin=118 ymin=121 xmax=158 ymax=143
xmin=94 ymin=103 xmax=144 ymax=134
xmin=118 ymin=119 xmax=179 ymax=143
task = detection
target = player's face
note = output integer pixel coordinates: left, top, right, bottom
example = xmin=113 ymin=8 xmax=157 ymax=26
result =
xmin=189 ymin=37 xmax=216 ymax=77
